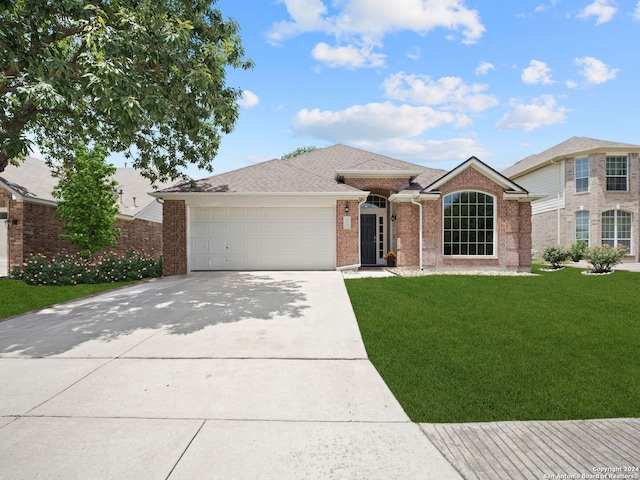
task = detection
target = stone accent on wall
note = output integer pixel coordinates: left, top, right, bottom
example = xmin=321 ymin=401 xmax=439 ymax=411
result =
xmin=162 ymin=200 xmax=187 ymax=276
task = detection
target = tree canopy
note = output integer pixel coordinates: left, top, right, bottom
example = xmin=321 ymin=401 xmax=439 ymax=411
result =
xmin=1 ymin=0 xmax=253 ymax=183
xmin=52 ymin=143 xmax=120 ymax=255
xmin=281 ymin=145 xmax=319 ymax=159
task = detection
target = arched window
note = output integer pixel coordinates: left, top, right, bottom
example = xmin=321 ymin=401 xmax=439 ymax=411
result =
xmin=602 ymin=210 xmax=632 ymax=251
xmin=443 ymin=191 xmax=495 ymax=256
xmin=361 ymin=195 xmax=387 ymax=209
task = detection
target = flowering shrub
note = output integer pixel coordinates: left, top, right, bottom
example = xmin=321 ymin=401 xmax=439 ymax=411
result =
xmin=568 ymin=240 xmax=588 ymax=262
xmin=11 ymin=251 xmax=162 ymax=286
xmin=583 ymin=245 xmax=627 ymax=274
xmin=542 ymin=245 xmax=570 ymax=269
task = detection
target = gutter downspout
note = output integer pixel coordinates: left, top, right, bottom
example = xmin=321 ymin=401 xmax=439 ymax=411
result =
xmin=551 ymin=159 xmax=562 ymax=245
xmin=411 ymin=195 xmax=424 ymax=270
xmin=356 ymin=197 xmax=367 ymax=268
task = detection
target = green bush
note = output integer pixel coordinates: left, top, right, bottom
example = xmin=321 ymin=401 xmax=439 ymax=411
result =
xmin=11 ymin=250 xmax=162 ymax=286
xmin=542 ymin=245 xmax=570 ymax=269
xmin=568 ymin=240 xmax=588 ymax=262
xmin=583 ymin=245 xmax=627 ymax=274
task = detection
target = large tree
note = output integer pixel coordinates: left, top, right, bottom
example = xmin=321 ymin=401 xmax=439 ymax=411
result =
xmin=1 ymin=0 xmax=253 ymax=183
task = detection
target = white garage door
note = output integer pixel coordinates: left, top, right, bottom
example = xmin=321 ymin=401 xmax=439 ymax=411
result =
xmin=189 ymin=207 xmax=336 ymax=270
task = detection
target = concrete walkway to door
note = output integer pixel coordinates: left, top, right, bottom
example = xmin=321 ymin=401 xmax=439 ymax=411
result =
xmin=0 ymin=271 xmax=461 ymax=480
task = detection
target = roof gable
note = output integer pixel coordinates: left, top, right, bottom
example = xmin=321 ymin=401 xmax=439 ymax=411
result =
xmin=423 ymin=156 xmax=528 ymax=194
xmin=504 ymin=136 xmax=640 ymax=178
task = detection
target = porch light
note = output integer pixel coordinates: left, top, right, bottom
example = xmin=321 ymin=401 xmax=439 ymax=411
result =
xmin=391 ymin=214 xmax=397 ymax=221
xmin=5 ymin=218 xmax=17 ymax=230
xmin=344 ymin=201 xmax=350 ymax=213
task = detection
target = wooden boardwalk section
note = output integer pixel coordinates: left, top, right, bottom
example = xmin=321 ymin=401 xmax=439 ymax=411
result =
xmin=421 ymin=418 xmax=640 ymax=480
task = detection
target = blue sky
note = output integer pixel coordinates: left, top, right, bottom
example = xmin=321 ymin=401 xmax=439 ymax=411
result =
xmin=139 ymin=0 xmax=640 ymax=178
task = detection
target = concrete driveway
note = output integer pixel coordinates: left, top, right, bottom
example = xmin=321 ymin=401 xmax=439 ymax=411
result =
xmin=0 ymin=271 xmax=461 ymax=480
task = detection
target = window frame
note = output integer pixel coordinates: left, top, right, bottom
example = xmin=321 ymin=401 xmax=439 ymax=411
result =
xmin=574 ymin=156 xmax=589 ymax=193
xmin=601 ymin=210 xmax=632 ymax=252
xmin=442 ymin=190 xmax=496 ymax=257
xmin=574 ymin=210 xmax=590 ymax=244
xmin=605 ymin=155 xmax=628 ymax=192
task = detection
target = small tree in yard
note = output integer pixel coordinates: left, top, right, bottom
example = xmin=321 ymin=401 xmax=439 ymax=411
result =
xmin=52 ymin=144 xmax=120 ymax=256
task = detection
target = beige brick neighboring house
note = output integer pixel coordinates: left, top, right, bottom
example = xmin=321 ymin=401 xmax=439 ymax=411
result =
xmin=0 ymin=156 xmax=168 ymax=276
xmin=503 ymin=137 xmax=640 ymax=261
xmin=153 ymin=145 xmax=540 ymax=276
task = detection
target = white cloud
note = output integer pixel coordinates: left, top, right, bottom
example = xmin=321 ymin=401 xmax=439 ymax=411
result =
xmin=634 ymin=1 xmax=640 ymax=21
xmin=496 ymin=95 xmax=568 ymax=131
xmin=521 ymin=60 xmax=554 ymax=85
xmin=475 ymin=61 xmax=495 ymax=76
xmin=406 ymin=46 xmax=422 ymax=60
xmin=311 ymin=42 xmax=385 ymax=68
xmin=382 ymin=72 xmax=499 ymax=113
xmin=566 ymin=80 xmax=578 ymax=88
xmin=291 ymin=102 xmax=467 ymax=143
xmin=577 ymin=0 xmax=617 ymax=24
xmin=269 ymin=0 xmax=485 ymax=68
xmin=238 ymin=90 xmax=260 ymax=109
xmin=351 ymin=137 xmax=491 ymax=163
xmin=574 ymin=56 xmax=619 ymax=84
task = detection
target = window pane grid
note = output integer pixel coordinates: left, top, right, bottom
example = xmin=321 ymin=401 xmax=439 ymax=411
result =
xmin=575 ymin=210 xmax=589 ymax=242
xmin=602 ymin=210 xmax=632 ymax=250
xmin=606 ymin=156 xmax=628 ymax=191
xmin=575 ymin=157 xmax=589 ymax=193
xmin=443 ymin=192 xmax=494 ymax=256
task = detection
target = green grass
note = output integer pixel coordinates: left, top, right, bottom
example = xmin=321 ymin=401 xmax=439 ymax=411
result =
xmin=345 ymin=265 xmax=640 ymax=423
xmin=0 ymin=278 xmax=137 ymax=319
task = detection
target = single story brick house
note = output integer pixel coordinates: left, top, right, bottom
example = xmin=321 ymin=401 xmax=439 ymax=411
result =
xmin=152 ymin=145 xmax=541 ymax=276
xmin=503 ymin=136 xmax=640 ymax=261
xmin=0 ymin=156 xmax=167 ymax=276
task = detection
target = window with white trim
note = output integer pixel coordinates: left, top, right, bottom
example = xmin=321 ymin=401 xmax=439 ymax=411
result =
xmin=602 ymin=210 xmax=632 ymax=251
xmin=606 ymin=155 xmax=628 ymax=191
xmin=443 ymin=191 xmax=494 ymax=256
xmin=575 ymin=157 xmax=589 ymax=193
xmin=575 ymin=211 xmax=589 ymax=243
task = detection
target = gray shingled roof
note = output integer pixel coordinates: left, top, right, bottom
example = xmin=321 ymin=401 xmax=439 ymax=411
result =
xmin=165 ymin=157 xmax=361 ymax=193
xmin=503 ymin=136 xmax=640 ymax=178
xmin=0 ymin=156 xmax=169 ymax=218
xmin=162 ymin=144 xmax=447 ymax=194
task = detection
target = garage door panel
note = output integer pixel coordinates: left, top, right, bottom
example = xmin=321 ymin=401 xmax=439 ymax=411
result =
xmin=189 ymin=207 xmax=335 ymax=271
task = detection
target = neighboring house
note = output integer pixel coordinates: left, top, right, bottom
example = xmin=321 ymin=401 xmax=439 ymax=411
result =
xmin=0 ymin=156 xmax=167 ymax=276
xmin=152 ymin=144 xmax=540 ymax=276
xmin=503 ymin=136 xmax=640 ymax=261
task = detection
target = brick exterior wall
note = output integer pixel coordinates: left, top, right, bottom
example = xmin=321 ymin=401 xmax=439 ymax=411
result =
xmin=0 ymin=187 xmax=162 ymax=273
xmin=414 ymin=167 xmax=532 ymax=271
xmin=336 ymin=200 xmax=359 ymax=267
xmin=162 ymin=199 xmax=187 ymax=276
xmin=559 ymin=152 xmax=639 ymax=260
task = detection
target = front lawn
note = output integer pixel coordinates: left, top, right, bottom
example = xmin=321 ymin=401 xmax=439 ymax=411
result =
xmin=0 ymin=279 xmax=137 ymax=319
xmin=345 ymin=265 xmax=640 ymax=423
